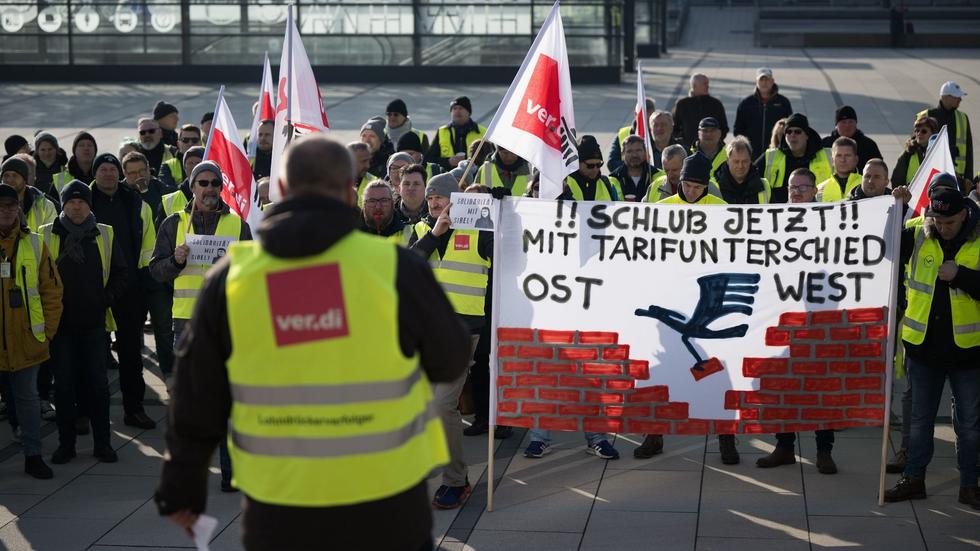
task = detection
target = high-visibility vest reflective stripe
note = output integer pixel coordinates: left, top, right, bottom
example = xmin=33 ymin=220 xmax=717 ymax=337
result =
xmin=25 ymin=196 xmax=56 ymax=233
xmin=657 ymin=193 xmax=728 ymax=205
xmin=437 ymin=125 xmax=487 ymax=160
xmin=355 ymin=173 xmax=378 ymax=208
xmin=918 ymin=109 xmax=969 ymax=176
xmin=162 ymin=190 xmax=190 ymax=218
xmin=565 ymin=176 xmax=619 ymax=202
xmin=52 ymin=171 xmax=72 ymax=193
xmin=13 ymin=233 xmax=45 ymax=341
xmin=412 ymin=222 xmax=489 ymax=316
xmin=817 ymin=172 xmax=862 ymax=202
xmin=162 ymin=157 xmax=184 ymax=183
xmin=906 ymin=153 xmax=921 ymax=186
xmin=41 ymin=222 xmax=117 ymax=331
xmin=763 ymin=148 xmax=833 ymax=189
xmin=480 ymin=162 xmax=528 ymax=196
xmin=224 ymin=233 xmax=447 ymax=506
xmin=139 ymin=202 xmax=155 ymax=268
xmin=172 ymin=211 xmax=242 ymax=319
xmin=902 ymin=226 xmax=980 ymax=347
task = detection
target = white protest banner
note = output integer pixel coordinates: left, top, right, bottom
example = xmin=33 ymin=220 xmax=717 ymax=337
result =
xmin=491 ymin=197 xmax=900 ymax=435
xmin=450 ymin=192 xmax=497 ymax=232
xmin=185 ymin=234 xmax=235 ymax=268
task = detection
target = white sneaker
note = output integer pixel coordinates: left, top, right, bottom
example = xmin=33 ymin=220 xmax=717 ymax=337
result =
xmin=40 ymin=401 xmax=56 ymax=421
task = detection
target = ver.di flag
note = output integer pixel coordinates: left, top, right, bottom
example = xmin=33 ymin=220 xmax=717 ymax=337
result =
xmin=269 ymin=6 xmax=330 ymax=202
xmin=634 ymin=60 xmax=655 ymax=163
xmin=247 ymin=51 xmax=276 ymax=160
xmin=204 ymin=86 xmax=263 ymax=231
xmin=483 ymin=1 xmax=578 ymax=200
xmin=906 ymin=126 xmax=955 ymax=220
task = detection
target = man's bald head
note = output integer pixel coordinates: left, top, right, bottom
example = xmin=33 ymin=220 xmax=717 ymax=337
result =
xmin=282 ymin=135 xmax=355 ymax=202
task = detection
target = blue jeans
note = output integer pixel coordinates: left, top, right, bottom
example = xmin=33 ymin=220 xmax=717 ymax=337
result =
xmin=8 ymin=365 xmax=42 ymax=456
xmin=904 ymin=357 xmax=980 ymax=487
xmin=530 ymin=429 xmax=610 ymax=447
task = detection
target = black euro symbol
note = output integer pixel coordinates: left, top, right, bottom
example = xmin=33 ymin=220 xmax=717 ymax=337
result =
xmin=635 ymin=273 xmax=761 ymax=372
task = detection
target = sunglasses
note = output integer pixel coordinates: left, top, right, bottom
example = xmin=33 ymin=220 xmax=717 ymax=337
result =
xmin=180 ymin=137 xmax=200 ymax=144
xmin=584 ymin=162 xmax=602 ymax=169
xmin=195 ymin=178 xmax=222 ymax=188
xmin=913 ymin=127 xmax=931 ymax=134
xmin=784 ymin=128 xmax=804 ymax=135
xmin=139 ymin=128 xmax=159 ymax=135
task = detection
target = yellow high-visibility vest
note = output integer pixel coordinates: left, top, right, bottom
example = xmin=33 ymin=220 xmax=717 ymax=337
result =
xmin=763 ymin=148 xmax=833 ymax=190
xmin=437 ymin=124 xmax=487 ymax=160
xmin=224 ymin=233 xmax=447 ymax=506
xmin=412 ymin=221 xmax=489 ymax=316
xmin=816 ymin=172 xmax=862 ymax=202
xmin=11 ymin=232 xmax=45 ymax=341
xmin=902 ymin=225 xmax=980 ymax=348
xmin=478 ymin=161 xmax=529 ymax=196
xmin=918 ymin=108 xmax=969 ymax=177
xmin=565 ymin=176 xmax=621 ymax=202
xmin=172 ymin=211 xmax=242 ymax=319
xmin=40 ymin=222 xmax=117 ymax=331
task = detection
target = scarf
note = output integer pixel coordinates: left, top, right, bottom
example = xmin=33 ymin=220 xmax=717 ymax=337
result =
xmin=58 ymin=211 xmax=98 ymax=264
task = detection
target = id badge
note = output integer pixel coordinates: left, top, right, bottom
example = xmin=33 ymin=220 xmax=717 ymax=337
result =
xmin=0 ymin=262 xmax=10 ymax=279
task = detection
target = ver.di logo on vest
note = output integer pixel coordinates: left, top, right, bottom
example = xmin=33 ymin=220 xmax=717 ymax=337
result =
xmin=267 ymin=263 xmax=349 ymax=346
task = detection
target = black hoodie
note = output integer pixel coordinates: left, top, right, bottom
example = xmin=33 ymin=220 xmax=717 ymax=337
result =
xmin=154 ymin=195 xmax=470 ymax=550
xmin=820 ymin=129 xmax=883 ymax=173
xmin=753 ymin=119 xmax=825 ymax=204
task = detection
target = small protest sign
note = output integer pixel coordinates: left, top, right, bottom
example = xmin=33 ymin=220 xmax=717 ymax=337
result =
xmin=450 ymin=192 xmax=497 ymax=232
xmin=185 ymin=234 xmax=236 ymax=267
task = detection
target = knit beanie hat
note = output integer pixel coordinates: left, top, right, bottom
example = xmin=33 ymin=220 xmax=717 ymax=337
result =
xmin=183 ymin=146 xmax=206 ymax=162
xmin=0 ymin=156 xmax=30 ymax=182
xmin=387 ymin=152 xmax=415 ymax=173
xmin=386 ymin=99 xmax=408 ymax=117
xmin=450 ymin=96 xmax=472 ymax=114
xmin=4 ymin=135 xmax=28 ymax=158
xmin=92 ymin=153 xmax=122 ymax=177
xmin=360 ymin=116 xmax=386 ymax=140
xmin=72 ymin=131 xmax=97 ymax=156
xmin=153 ymin=100 xmax=179 ymax=120
xmin=396 ymin=131 xmax=423 ymax=153
xmin=680 ymin=152 xmax=713 ymax=185
xmin=425 ymin=172 xmax=459 ymax=198
xmin=61 ymin=180 xmax=92 ymax=207
xmin=190 ymin=160 xmax=222 ymax=184
xmin=835 ymin=105 xmax=857 ymax=123
xmin=577 ymin=135 xmax=602 ymax=162
xmin=34 ymin=132 xmax=59 ymax=151
xmin=784 ymin=113 xmax=810 ymax=131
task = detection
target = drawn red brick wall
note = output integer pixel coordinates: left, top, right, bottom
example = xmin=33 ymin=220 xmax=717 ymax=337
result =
xmin=496 ymin=307 xmax=887 ymax=434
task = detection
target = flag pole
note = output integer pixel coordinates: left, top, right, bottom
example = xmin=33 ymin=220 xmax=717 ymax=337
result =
xmin=194 ymin=85 xmax=225 ymax=234
xmin=486 ymin=194 xmax=505 ymax=513
xmin=284 ymin=4 xmax=295 ymax=145
xmin=878 ymin=197 xmax=902 ymax=506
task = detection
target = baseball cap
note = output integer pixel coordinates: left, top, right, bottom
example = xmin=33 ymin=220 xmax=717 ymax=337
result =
xmin=940 ymin=81 xmax=966 ymax=98
xmin=699 ymin=117 xmax=720 ymax=130
xmin=756 ymin=67 xmax=773 ymax=80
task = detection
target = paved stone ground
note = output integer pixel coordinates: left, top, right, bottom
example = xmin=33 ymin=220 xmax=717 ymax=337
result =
xmin=1 ymin=7 xmax=979 ymax=550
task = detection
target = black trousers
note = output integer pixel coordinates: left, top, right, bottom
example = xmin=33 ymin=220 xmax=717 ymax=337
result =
xmin=470 ymin=323 xmax=492 ymax=424
xmin=112 ymin=293 xmax=147 ymax=415
xmin=776 ymin=429 xmax=834 ymax=453
xmin=51 ymin=328 xmax=111 ymax=449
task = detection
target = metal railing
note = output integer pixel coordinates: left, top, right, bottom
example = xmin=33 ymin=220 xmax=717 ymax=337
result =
xmin=0 ymin=0 xmax=624 ymax=68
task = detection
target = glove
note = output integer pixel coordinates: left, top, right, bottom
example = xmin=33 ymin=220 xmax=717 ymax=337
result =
xmin=489 ymin=187 xmax=511 ymax=200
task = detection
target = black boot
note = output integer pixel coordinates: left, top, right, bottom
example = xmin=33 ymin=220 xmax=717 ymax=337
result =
xmin=718 ymin=435 xmax=740 ymax=465
xmin=25 ymin=455 xmax=53 ymax=479
xmin=634 ymin=434 xmax=664 ymax=459
xmin=884 ymin=476 xmax=926 ymax=502
xmin=816 ymin=451 xmax=837 ymax=474
xmin=51 ymin=446 xmax=76 ymax=465
xmin=463 ymin=421 xmax=488 ymax=437
xmin=756 ymin=446 xmax=795 ymax=468
xmin=958 ymin=486 xmax=980 ymax=510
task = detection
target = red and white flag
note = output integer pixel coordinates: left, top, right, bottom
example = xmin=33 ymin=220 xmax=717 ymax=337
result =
xmin=483 ymin=1 xmax=577 ymax=200
xmin=247 ymin=52 xmax=276 ymax=160
xmin=205 ymin=87 xmax=263 ymax=231
xmin=269 ymin=6 xmax=330 ymax=202
xmin=634 ymin=60 xmax=655 ymax=162
xmin=906 ymin=126 xmax=955 ymax=220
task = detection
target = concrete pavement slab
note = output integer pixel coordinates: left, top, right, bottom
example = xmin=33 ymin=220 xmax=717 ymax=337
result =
xmin=579 ymin=510 xmax=697 ymax=551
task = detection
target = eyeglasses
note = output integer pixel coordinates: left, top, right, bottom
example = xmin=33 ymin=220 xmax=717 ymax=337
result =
xmin=784 ymin=128 xmax=804 ymax=135
xmin=195 ymin=178 xmax=222 ymax=188
xmin=139 ymin=128 xmax=159 ymax=135
xmin=788 ymin=185 xmax=815 ymax=192
xmin=180 ymin=137 xmax=200 ymax=144
xmin=584 ymin=162 xmax=602 ymax=169
xmin=364 ymin=198 xmax=393 ymax=207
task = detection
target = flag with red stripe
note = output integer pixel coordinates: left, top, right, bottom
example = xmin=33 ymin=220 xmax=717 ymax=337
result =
xmin=906 ymin=126 xmax=955 ymax=220
xmin=206 ymin=88 xmax=263 ymax=231
xmin=247 ymin=52 xmax=276 ymax=159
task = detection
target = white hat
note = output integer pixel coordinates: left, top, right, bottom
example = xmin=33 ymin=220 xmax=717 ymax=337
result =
xmin=756 ymin=67 xmax=773 ymax=80
xmin=940 ymin=81 xmax=966 ymax=98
